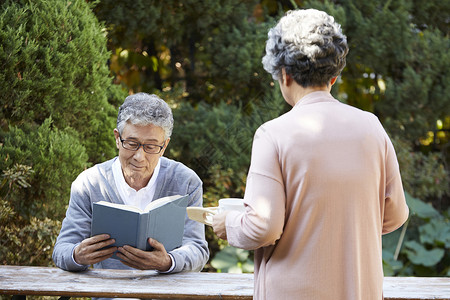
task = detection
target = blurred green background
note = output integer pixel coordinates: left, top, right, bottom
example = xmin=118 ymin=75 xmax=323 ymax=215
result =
xmin=1 ymin=0 xmax=449 ymax=277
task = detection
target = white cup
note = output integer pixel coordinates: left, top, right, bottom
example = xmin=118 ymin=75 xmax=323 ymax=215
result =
xmin=218 ymin=198 xmax=245 ymax=213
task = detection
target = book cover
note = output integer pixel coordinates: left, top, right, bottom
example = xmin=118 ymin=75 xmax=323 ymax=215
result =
xmin=91 ymin=194 xmax=189 ymax=255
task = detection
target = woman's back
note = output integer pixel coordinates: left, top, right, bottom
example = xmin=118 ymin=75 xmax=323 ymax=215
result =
xmin=235 ymin=91 xmax=408 ymax=299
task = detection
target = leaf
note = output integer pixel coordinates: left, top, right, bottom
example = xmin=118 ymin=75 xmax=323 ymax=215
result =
xmin=382 ymin=250 xmax=404 ymax=268
xmin=210 ymin=246 xmax=252 ymax=273
xmin=234 ymin=247 xmax=250 ymax=262
xmin=403 ymin=240 xmax=444 ymax=267
xmin=228 ymin=265 xmax=243 ymax=274
xmin=383 ymin=260 xmax=395 ymax=276
xmin=241 ymin=258 xmax=255 ymax=273
xmin=382 ymin=228 xmax=403 ymax=253
xmin=211 ymin=246 xmax=241 ymax=271
xmin=405 ymin=192 xmax=439 ymax=219
xmin=419 ymin=218 xmax=450 ymax=248
xmin=382 ymin=249 xmax=404 ymax=275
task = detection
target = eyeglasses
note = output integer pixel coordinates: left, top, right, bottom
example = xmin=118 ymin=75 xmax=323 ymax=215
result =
xmin=119 ymin=134 xmax=165 ymax=154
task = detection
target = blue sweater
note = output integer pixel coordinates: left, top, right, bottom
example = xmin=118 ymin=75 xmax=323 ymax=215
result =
xmin=53 ymin=156 xmax=209 ymax=273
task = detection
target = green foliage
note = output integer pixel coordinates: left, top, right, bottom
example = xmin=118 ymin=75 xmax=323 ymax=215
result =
xmin=0 ymin=164 xmax=34 ymax=200
xmin=170 ymin=100 xmax=248 ymax=177
xmin=393 ymin=137 xmax=449 ymax=210
xmin=92 ymin=0 xmax=273 ymax=106
xmin=166 ymin=83 xmax=287 ymax=191
xmin=405 ymin=191 xmax=441 ymax=219
xmin=0 ymin=0 xmax=126 ymax=266
xmin=411 ymin=0 xmax=450 ymax=33
xmin=0 ymin=0 xmax=125 ymax=162
xmin=200 ymin=13 xmax=273 ymax=104
xmin=403 ymin=240 xmax=445 ymax=267
xmin=381 ymin=27 xmax=450 ymax=140
xmin=0 ymin=164 xmax=33 ymax=197
xmin=1 ymin=164 xmax=61 ymax=266
xmin=0 ymin=211 xmax=61 ymax=266
xmin=1 ymin=118 xmax=89 ymax=219
xmin=419 ymin=217 xmax=450 ymax=248
xmin=211 ymin=245 xmax=254 ymax=273
xmin=382 ymin=193 xmax=450 ymax=276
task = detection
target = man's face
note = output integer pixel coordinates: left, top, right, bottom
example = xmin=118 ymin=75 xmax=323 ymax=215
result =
xmin=114 ymin=123 xmax=169 ymax=190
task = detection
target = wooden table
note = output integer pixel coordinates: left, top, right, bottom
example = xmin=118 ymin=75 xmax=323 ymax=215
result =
xmin=0 ymin=266 xmax=449 ymax=299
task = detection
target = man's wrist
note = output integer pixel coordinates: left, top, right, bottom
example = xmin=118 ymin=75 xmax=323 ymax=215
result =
xmin=72 ymin=243 xmax=85 ymax=267
xmin=159 ymin=253 xmax=175 ymax=273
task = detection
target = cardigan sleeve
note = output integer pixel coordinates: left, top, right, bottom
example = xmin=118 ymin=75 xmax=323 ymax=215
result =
xmin=382 ymin=134 xmax=409 ymax=234
xmin=52 ymin=172 xmax=94 ymax=271
xmin=226 ymin=127 xmax=286 ymax=250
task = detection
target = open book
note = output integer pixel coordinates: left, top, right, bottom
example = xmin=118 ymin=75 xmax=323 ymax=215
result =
xmin=91 ymin=194 xmax=189 ymax=255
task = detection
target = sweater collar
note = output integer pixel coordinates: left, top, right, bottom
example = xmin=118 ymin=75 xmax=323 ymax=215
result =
xmin=293 ymin=91 xmax=337 ymax=108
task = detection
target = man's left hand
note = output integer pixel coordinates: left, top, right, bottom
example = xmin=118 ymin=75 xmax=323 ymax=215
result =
xmin=117 ymin=238 xmax=172 ymax=272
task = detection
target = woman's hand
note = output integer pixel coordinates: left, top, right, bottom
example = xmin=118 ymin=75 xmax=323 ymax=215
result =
xmin=212 ymin=211 xmax=230 ymax=240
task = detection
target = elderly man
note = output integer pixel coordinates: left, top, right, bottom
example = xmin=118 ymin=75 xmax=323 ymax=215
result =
xmin=53 ymin=93 xmax=209 ymax=273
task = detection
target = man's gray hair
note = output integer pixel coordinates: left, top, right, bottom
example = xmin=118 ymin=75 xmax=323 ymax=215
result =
xmin=262 ymin=9 xmax=348 ymax=87
xmin=117 ymin=93 xmax=174 ymax=139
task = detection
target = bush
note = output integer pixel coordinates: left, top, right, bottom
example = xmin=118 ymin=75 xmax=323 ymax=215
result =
xmin=1 ymin=118 xmax=89 ymax=220
xmin=0 ymin=0 xmax=125 ymax=163
xmin=383 ymin=193 xmax=450 ymax=276
xmin=381 ymin=137 xmax=450 ymax=276
xmin=166 ymin=83 xmax=287 ymax=194
xmin=393 ymin=137 xmax=449 ymax=211
xmin=0 ymin=164 xmax=61 ymax=266
xmin=0 ymin=0 xmax=125 ymax=267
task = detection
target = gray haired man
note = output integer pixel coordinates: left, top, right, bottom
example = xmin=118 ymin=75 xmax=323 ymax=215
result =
xmin=53 ymin=93 xmax=209 ymax=273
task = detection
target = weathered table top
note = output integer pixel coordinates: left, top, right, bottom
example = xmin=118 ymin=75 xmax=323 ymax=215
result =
xmin=0 ymin=266 xmax=449 ymax=299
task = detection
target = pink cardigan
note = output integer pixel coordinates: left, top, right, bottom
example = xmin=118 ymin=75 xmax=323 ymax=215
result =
xmin=225 ymin=91 xmax=409 ymax=300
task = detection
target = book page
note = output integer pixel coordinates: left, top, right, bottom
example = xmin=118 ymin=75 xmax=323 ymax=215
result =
xmin=144 ymin=194 xmax=183 ymax=212
xmin=95 ymin=201 xmax=143 ymax=213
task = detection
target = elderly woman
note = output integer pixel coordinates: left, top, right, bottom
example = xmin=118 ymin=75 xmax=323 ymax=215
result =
xmin=53 ymin=93 xmax=209 ymax=275
xmin=212 ymin=9 xmax=408 ymax=300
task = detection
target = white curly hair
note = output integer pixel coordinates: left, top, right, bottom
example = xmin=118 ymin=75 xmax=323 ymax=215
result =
xmin=262 ymin=9 xmax=348 ymax=87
